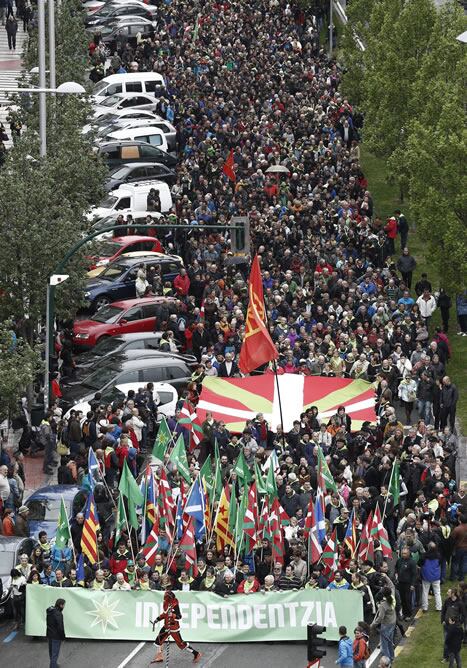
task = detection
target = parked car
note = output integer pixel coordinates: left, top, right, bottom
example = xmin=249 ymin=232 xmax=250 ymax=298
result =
xmin=105 ymin=162 xmax=177 ymax=191
xmin=24 ymin=485 xmax=85 ymax=540
xmin=97 ymin=140 xmax=177 ymax=169
xmin=84 ymin=252 xmax=183 ymax=311
xmin=89 ymin=210 xmax=164 ymax=237
xmin=103 ymin=126 xmax=168 ymax=152
xmin=73 ymin=295 xmax=178 ymax=347
xmin=96 ymin=118 xmax=177 ymax=152
xmin=93 ymin=93 xmax=159 ymax=119
xmin=91 ymin=72 xmax=166 ymax=104
xmin=89 ymin=180 xmax=172 ymax=220
xmin=83 ymin=108 xmax=159 ymax=136
xmin=73 ymin=332 xmax=171 ymax=368
xmin=61 ymin=357 xmax=194 ymax=409
xmin=89 ymin=235 xmax=164 ymax=269
xmin=85 ymin=3 xmax=157 ymax=28
xmin=0 ymin=537 xmax=35 ymax=620
xmin=100 ymin=21 xmax=156 ymax=50
xmin=63 ymin=381 xmax=178 ymax=421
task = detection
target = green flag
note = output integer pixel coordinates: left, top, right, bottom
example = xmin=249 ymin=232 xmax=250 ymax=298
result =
xmin=265 ymin=462 xmax=278 ymax=499
xmin=227 ymin=489 xmax=238 ymax=536
xmin=317 ymin=447 xmax=338 ymax=493
xmin=152 ymin=416 xmax=172 ymax=461
xmin=199 ymin=456 xmax=213 ymax=492
xmin=254 ymin=460 xmax=267 ymax=495
xmin=118 ymin=459 xmax=144 ymax=529
xmin=55 ymin=497 xmax=71 ymax=549
xmin=234 ymin=450 xmax=252 ymax=484
xmin=169 ymin=433 xmax=191 ymax=483
xmin=388 ymin=459 xmax=400 ymax=506
xmin=115 ymin=494 xmax=127 ymax=545
xmin=192 ymin=13 xmax=200 ymax=44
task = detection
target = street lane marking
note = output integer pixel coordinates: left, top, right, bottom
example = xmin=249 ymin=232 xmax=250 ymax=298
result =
xmin=3 ymin=630 xmax=18 ymax=643
xmin=201 ymin=645 xmax=228 ymax=667
xmin=115 ymin=641 xmax=146 ymax=668
xmin=367 ymin=647 xmax=380 ymax=667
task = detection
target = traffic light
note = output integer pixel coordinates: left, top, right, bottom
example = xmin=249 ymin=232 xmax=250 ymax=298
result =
xmin=230 ymin=215 xmax=250 ymax=255
xmin=307 ymin=624 xmax=326 ymax=662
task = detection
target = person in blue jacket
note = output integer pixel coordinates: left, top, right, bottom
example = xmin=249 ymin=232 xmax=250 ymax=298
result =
xmin=336 ymin=625 xmax=354 ymax=666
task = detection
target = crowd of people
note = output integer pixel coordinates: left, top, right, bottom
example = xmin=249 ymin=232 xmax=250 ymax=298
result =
xmin=0 ymin=0 xmax=465 ymax=666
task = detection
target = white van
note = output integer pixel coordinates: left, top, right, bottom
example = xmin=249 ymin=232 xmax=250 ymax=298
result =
xmin=105 ymin=126 xmax=168 ymax=152
xmin=89 ymin=181 xmax=172 ymax=220
xmin=92 ymin=73 xmax=166 ymax=104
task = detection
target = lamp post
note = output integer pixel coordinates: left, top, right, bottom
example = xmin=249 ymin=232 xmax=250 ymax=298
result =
xmin=45 ymin=274 xmax=69 ymax=409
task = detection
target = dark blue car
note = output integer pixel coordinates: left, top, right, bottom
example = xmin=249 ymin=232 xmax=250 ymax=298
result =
xmin=24 ymin=485 xmax=87 ymax=540
xmin=84 ymin=252 xmax=183 ymax=312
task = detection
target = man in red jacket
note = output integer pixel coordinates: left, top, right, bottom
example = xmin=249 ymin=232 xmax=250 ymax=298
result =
xmin=151 ymin=584 xmax=202 ymax=663
xmin=384 ymin=217 xmax=398 ymax=257
xmin=173 ymin=268 xmax=190 ymax=297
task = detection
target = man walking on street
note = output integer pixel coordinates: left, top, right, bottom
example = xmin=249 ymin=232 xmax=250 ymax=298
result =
xmin=440 ymin=376 xmax=458 ymax=431
xmin=46 ymin=598 xmax=66 ymax=668
xmin=397 ymin=248 xmax=416 ymax=290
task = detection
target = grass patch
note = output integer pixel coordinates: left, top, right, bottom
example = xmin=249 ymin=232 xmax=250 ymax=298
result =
xmin=392 ymin=584 xmax=467 ymax=668
xmin=360 ymin=146 xmax=466 ymax=433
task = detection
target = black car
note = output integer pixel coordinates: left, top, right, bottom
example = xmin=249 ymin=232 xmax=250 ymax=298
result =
xmin=100 ymin=22 xmax=155 ymax=50
xmin=105 ymin=162 xmax=177 ymax=191
xmin=98 ymin=140 xmax=177 ymax=169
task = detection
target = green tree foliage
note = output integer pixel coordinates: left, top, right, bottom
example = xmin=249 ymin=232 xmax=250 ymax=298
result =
xmin=0 ymin=321 xmax=40 ymax=419
xmin=55 ymin=0 xmax=89 ymax=85
xmin=341 ymin=0 xmax=377 ymax=104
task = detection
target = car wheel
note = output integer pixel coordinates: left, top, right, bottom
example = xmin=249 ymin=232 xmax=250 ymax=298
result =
xmin=94 ymin=296 xmax=110 ymax=311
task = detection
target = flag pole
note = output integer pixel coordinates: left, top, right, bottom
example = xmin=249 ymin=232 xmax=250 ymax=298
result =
xmin=271 ymin=360 xmax=287 ymax=450
xmin=382 ymin=461 xmax=395 ymax=522
xmin=62 ymin=495 xmax=76 ymax=564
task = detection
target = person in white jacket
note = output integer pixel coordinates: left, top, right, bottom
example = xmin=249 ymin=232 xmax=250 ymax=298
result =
xmin=129 ymin=408 xmax=145 ymax=446
xmin=416 ymin=289 xmax=437 ymax=327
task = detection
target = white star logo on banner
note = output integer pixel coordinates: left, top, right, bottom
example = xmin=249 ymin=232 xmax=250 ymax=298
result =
xmin=85 ymin=594 xmax=125 ymax=633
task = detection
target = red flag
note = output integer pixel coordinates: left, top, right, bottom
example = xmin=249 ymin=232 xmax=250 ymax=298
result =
xmin=321 ymin=528 xmax=338 ymax=576
xmin=142 ymin=517 xmax=160 ymax=566
xmin=158 ymin=468 xmax=175 ymax=540
xmin=243 ymin=482 xmax=258 ymax=552
xmin=179 ymin=400 xmax=204 ymax=452
xmin=270 ymin=497 xmax=285 ymax=565
xmin=358 ymin=511 xmax=373 ymax=561
xmin=238 ymin=255 xmax=279 ymax=374
xmin=222 ymin=148 xmax=236 ymax=182
xmin=371 ymin=505 xmax=393 ymax=559
xmin=304 ymin=497 xmax=323 ymax=565
xmin=179 ymin=516 xmax=198 ymax=577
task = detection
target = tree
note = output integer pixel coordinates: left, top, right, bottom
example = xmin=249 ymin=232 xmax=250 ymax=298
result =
xmin=340 ymin=0 xmax=377 ymax=104
xmin=54 ymin=0 xmax=89 ymax=85
xmin=0 ymin=321 xmax=40 ymax=420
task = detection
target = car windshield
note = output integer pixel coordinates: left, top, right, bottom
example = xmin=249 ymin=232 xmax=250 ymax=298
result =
xmin=99 ymin=193 xmax=118 ymax=208
xmin=99 ymin=262 xmax=128 ymax=281
xmin=95 ymin=240 xmax=122 ymax=257
xmin=26 ymin=498 xmax=62 ymax=522
xmin=81 ymin=364 xmax=121 ymax=391
xmin=91 ymin=337 xmax=125 ymax=356
xmin=100 ymin=385 xmax=126 ymax=404
xmin=96 ymin=123 xmax=115 ymax=139
xmin=91 ymin=304 xmax=123 ymax=323
xmin=109 ymin=166 xmax=129 ymax=179
xmin=99 ymin=94 xmax=122 ymax=108
xmin=93 ymin=80 xmax=108 ymax=95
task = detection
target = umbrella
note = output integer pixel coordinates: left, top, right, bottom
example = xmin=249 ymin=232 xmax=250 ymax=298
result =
xmin=266 ymin=165 xmax=290 ymax=174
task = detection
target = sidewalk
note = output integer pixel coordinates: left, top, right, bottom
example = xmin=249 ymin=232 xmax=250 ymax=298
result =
xmin=0 ymin=17 xmax=28 ymax=148
xmin=6 ymin=428 xmax=55 ymax=496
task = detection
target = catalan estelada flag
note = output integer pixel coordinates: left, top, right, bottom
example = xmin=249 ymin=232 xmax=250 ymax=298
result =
xmin=81 ymin=492 xmax=100 ymax=564
xmin=238 ymin=255 xmax=278 ymax=374
xmin=214 ymin=485 xmax=235 ymax=552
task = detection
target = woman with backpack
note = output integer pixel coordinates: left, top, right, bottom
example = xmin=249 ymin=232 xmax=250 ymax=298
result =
xmin=353 ymin=627 xmax=370 ymax=668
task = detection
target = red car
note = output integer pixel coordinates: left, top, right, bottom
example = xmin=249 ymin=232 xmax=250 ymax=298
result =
xmin=89 ymin=235 xmax=164 ymax=270
xmin=73 ymin=296 xmax=176 ymax=349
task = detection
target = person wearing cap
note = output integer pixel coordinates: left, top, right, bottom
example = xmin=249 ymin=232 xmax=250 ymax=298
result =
xmin=14 ymin=505 xmax=29 ymax=537
xmin=237 ymin=570 xmax=260 ymax=594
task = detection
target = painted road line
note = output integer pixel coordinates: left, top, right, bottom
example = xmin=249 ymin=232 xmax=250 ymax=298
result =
xmin=201 ymin=644 xmax=228 ymax=667
xmin=367 ymin=647 xmax=381 ymax=667
xmin=115 ymin=641 xmax=146 ymax=668
xmin=3 ymin=630 xmax=18 ymax=643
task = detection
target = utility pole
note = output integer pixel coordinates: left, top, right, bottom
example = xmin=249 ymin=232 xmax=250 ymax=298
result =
xmin=328 ymin=0 xmax=333 ymax=59
xmin=38 ymin=0 xmax=47 ymax=156
xmin=48 ymin=0 xmax=56 ymax=92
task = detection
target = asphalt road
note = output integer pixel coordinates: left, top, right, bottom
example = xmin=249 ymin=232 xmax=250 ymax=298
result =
xmin=0 ymin=620 xmax=339 ymax=668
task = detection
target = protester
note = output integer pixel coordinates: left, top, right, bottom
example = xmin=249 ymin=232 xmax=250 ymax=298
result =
xmin=46 ymin=598 xmax=66 ymax=668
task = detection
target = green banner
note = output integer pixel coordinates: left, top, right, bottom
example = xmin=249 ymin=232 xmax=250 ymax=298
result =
xmin=26 ymin=585 xmax=362 ymax=642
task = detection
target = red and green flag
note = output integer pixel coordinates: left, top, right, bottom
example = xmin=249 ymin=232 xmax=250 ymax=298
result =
xmin=179 ymin=516 xmax=198 ymax=577
xmin=270 ymin=497 xmax=285 ymax=565
xmin=321 ymin=528 xmax=339 ymax=576
xmin=242 ymin=482 xmax=258 ymax=553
